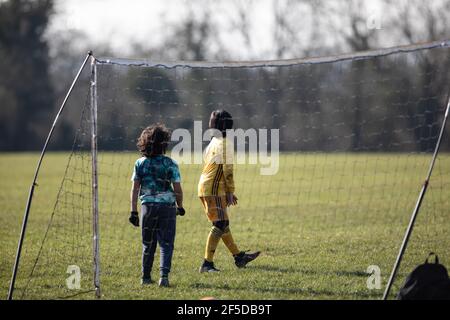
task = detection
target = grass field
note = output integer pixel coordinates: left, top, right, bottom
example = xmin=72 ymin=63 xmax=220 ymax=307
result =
xmin=1 ymin=152 xmax=449 ymax=300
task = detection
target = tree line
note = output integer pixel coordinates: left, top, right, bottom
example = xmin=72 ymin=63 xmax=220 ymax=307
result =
xmin=0 ymin=0 xmax=449 ymax=152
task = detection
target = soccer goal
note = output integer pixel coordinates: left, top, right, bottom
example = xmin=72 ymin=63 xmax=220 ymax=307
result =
xmin=8 ymin=40 xmax=450 ymax=300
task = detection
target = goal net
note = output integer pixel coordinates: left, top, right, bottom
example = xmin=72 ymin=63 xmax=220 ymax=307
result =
xmin=11 ymin=40 xmax=450 ymax=299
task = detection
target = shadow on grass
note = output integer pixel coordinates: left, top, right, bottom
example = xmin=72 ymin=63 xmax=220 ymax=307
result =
xmin=190 ymin=282 xmax=336 ymax=296
xmin=250 ymin=264 xmax=368 ymax=277
xmin=189 ymin=282 xmax=381 ymax=298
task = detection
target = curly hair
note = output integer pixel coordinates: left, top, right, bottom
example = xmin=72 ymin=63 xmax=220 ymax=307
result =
xmin=137 ymin=123 xmax=171 ymax=157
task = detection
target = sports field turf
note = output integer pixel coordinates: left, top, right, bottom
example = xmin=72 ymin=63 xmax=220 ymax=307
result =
xmin=1 ymin=152 xmax=449 ymax=300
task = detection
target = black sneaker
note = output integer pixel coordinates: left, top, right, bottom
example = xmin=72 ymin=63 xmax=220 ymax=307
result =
xmin=141 ymin=278 xmax=153 ymax=285
xmin=234 ymin=251 xmax=261 ymax=268
xmin=159 ymin=277 xmax=169 ymax=287
xmin=199 ymin=260 xmax=220 ymax=273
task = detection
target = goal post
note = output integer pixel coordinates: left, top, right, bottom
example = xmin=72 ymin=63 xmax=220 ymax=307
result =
xmin=383 ymin=94 xmax=450 ymax=300
xmin=7 ymin=51 xmax=93 ymax=300
xmin=8 ymin=40 xmax=450 ymax=300
xmin=90 ymin=56 xmax=101 ymax=298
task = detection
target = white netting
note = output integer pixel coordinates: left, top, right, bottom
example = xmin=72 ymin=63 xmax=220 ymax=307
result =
xmin=13 ymin=40 xmax=450 ymax=299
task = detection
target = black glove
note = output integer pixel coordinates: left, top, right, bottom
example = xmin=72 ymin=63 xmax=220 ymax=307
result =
xmin=129 ymin=211 xmax=139 ymax=227
xmin=176 ymin=207 xmax=185 ymax=216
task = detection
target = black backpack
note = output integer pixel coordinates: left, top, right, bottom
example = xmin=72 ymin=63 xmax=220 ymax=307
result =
xmin=397 ymin=252 xmax=450 ymax=300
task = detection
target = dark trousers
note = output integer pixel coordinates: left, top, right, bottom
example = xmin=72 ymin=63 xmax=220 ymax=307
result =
xmin=141 ymin=203 xmax=176 ymax=279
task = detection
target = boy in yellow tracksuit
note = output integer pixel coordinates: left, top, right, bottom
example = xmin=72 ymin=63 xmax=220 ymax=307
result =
xmin=198 ymin=110 xmax=260 ymax=273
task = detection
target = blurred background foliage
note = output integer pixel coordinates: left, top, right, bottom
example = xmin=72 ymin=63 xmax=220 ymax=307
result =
xmin=0 ymin=0 xmax=449 ymax=151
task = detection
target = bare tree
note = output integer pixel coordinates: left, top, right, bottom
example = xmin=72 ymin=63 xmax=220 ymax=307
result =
xmin=385 ymin=0 xmax=450 ymax=44
xmin=384 ymin=0 xmax=450 ymax=150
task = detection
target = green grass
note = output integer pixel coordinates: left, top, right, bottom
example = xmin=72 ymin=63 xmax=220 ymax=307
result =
xmin=1 ymin=152 xmax=449 ymax=300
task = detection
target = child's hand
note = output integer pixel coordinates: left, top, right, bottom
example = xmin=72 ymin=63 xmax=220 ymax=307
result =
xmin=226 ymin=193 xmax=238 ymax=206
xmin=129 ymin=211 xmax=139 ymax=227
xmin=176 ymin=207 xmax=186 ymax=216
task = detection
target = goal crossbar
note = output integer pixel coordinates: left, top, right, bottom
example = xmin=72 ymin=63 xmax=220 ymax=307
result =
xmin=96 ymin=39 xmax=450 ymax=69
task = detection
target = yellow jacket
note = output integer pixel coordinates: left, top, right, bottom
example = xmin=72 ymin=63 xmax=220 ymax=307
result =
xmin=198 ymin=137 xmax=235 ymax=196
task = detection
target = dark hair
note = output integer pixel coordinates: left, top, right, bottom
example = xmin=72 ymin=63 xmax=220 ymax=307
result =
xmin=137 ymin=123 xmax=171 ymax=157
xmin=209 ymin=109 xmax=233 ymax=137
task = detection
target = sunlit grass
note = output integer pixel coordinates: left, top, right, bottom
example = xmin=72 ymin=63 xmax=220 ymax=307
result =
xmin=1 ymin=152 xmax=449 ymax=299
